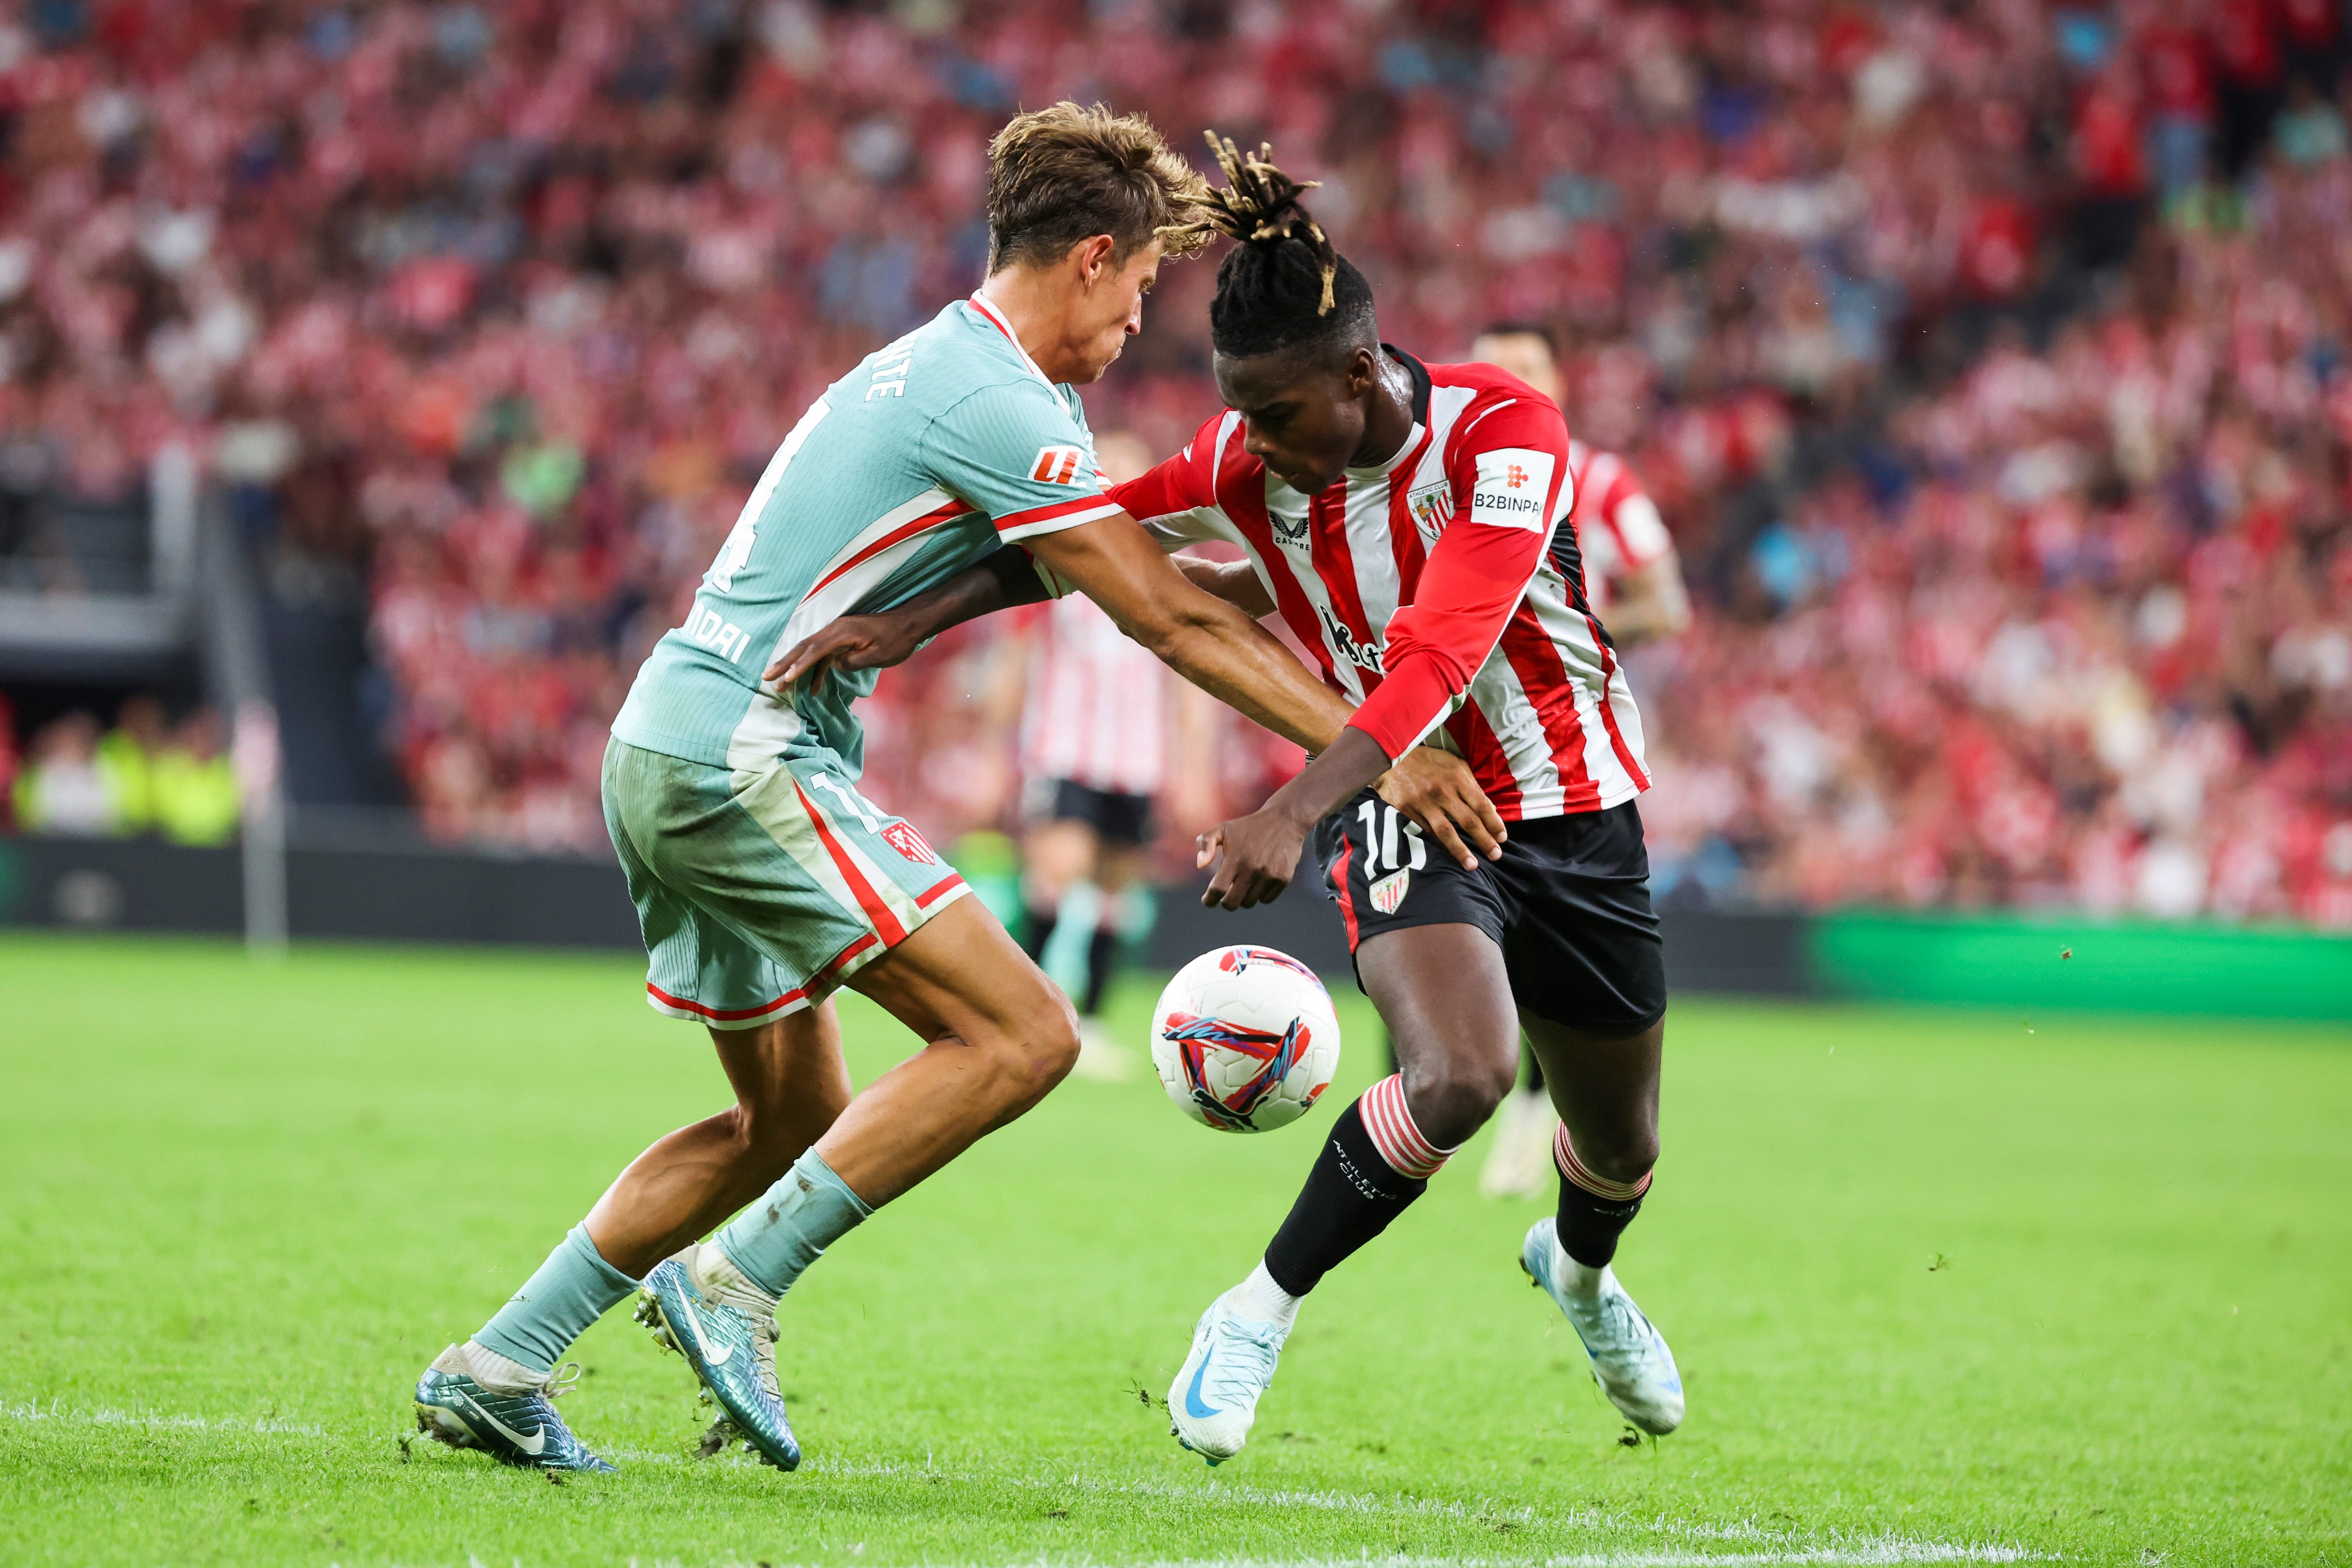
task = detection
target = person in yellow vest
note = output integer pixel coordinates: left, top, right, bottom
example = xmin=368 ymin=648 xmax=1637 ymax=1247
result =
xmin=150 ymin=708 xmax=240 ymax=847
xmin=95 ymin=694 xmax=169 ymax=835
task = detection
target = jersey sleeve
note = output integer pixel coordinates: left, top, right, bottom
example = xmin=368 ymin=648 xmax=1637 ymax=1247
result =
xmin=920 ymin=379 xmax=1123 ymax=544
xmin=1593 ymin=455 xmax=1672 ymax=571
xmin=1605 ymin=488 xmax=1673 ymax=570
xmin=1346 ymin=398 xmax=1571 ymax=761
xmin=1107 ymin=415 xmax=1227 ymax=553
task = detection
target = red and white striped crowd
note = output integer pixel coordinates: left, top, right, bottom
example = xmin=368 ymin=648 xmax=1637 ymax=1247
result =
xmin=0 ymin=0 xmax=2345 ymax=923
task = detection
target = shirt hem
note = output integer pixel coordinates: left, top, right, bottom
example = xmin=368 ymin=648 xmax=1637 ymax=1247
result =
xmin=1494 ymin=777 xmax=1646 ymax=822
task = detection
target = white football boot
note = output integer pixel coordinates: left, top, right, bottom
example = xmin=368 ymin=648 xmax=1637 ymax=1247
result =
xmin=1069 ymin=1017 xmax=1137 ymax=1082
xmin=1520 ymin=1218 xmax=1684 ymax=1435
xmin=1167 ymin=1287 xmax=1291 ymax=1465
xmin=1478 ymin=1087 xmax=1559 ymax=1199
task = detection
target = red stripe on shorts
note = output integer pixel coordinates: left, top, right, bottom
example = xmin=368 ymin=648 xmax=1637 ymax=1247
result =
xmin=794 ymin=780 xmax=909 ymax=947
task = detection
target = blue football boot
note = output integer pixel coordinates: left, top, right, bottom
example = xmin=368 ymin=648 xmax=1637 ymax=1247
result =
xmin=413 ymin=1344 xmax=616 ymax=1472
xmin=1167 ymin=1286 xmax=1291 ymax=1465
xmin=1520 ymin=1218 xmax=1684 ymax=1435
xmin=635 ymin=1243 xmax=800 ymax=1471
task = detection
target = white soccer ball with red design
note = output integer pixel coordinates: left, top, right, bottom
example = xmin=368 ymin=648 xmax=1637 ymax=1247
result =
xmin=1150 ymin=946 xmax=1342 ymax=1133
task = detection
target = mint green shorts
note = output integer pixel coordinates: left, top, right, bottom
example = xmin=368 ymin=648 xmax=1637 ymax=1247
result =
xmin=602 ymin=739 xmax=969 ymax=1028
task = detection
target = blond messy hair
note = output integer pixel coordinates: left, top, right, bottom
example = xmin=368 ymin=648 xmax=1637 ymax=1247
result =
xmin=986 ymin=102 xmax=1215 ymax=271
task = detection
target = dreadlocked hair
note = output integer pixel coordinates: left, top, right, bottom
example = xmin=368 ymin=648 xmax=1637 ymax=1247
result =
xmin=1173 ymin=132 xmax=1375 ymax=358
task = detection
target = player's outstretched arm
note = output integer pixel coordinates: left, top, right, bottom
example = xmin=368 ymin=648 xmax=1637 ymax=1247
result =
xmin=1025 ymin=513 xmax=1350 ymax=751
xmin=765 ymin=548 xmax=1039 ymax=687
xmin=1171 ymin=553 xmax=1278 ymax=617
xmin=765 ymin=518 xmax=1503 ymax=875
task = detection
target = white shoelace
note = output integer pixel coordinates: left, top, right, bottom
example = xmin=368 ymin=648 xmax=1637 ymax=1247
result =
xmin=542 ymin=1362 xmax=585 ymax=1401
xmin=1205 ymin=1318 xmax=1284 ymax=1405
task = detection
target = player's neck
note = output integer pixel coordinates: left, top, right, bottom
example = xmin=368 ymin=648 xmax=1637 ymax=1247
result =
xmin=1347 ymin=350 xmax=1416 ymax=472
xmin=976 ymin=268 xmax=1084 ymax=384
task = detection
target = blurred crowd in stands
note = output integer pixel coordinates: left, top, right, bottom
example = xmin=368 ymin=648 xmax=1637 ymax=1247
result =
xmin=0 ymin=693 xmax=239 ymax=843
xmin=0 ymin=0 xmax=2347 ymax=923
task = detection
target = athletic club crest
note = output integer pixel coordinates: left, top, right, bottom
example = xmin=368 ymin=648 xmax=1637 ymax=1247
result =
xmin=1370 ymin=868 xmax=1411 ymax=914
xmin=1406 ymin=482 xmax=1453 ymax=544
xmin=883 ymin=821 xmax=941 ymax=865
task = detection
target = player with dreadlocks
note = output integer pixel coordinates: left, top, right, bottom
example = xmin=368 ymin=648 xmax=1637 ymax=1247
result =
xmin=413 ymin=106 xmax=1502 ymax=1479
xmin=774 ymin=135 xmax=1682 ymax=1464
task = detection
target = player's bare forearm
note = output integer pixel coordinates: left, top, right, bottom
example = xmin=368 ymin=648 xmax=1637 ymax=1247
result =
xmin=1195 ymin=729 xmax=1391 ymax=909
xmin=1173 ymin=553 xmax=1277 ymax=617
xmin=1145 ymin=597 xmax=1352 ymax=753
xmin=1032 ymin=517 xmax=1351 ymax=754
xmin=765 ymin=553 xmax=1029 ymax=686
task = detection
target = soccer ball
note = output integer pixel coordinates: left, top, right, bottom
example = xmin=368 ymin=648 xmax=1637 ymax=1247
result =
xmin=1150 ymin=946 xmax=1342 ymax=1133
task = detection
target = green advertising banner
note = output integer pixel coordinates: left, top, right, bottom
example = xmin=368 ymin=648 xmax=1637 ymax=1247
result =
xmin=1812 ymin=911 xmax=2352 ymax=1021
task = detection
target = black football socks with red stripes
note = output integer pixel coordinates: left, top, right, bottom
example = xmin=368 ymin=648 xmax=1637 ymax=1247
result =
xmin=1552 ymin=1122 xmax=1651 ymax=1268
xmin=1261 ymin=1076 xmax=1458 ymax=1297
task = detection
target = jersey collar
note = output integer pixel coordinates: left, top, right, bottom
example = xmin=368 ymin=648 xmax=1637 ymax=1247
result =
xmin=964 ymin=291 xmax=1065 ymax=402
xmin=1386 ymin=344 xmax=1433 ymax=424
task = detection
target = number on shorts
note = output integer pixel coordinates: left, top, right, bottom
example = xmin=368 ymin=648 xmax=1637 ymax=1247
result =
xmin=1355 ymin=799 xmax=1427 ymax=876
xmin=810 ymin=772 xmax=882 ymax=832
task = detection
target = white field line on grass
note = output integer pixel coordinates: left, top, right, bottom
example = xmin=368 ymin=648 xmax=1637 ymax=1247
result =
xmin=1 ymin=1398 xmax=325 ymax=1437
xmin=1108 ymin=1554 xmax=2037 ymax=1567
xmin=600 ymin=1552 xmax=2034 ymax=1568
xmin=2 ymin=1407 xmax=2039 ymax=1568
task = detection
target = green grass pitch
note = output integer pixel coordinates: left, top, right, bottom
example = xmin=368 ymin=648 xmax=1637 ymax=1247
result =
xmin=1 ymin=934 xmax=2347 ymax=1567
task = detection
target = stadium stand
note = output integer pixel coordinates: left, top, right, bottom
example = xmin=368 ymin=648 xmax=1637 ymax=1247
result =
xmin=0 ymin=0 xmax=2345 ymax=921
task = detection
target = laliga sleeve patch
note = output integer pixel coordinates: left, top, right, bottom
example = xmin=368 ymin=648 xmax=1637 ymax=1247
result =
xmin=1030 ymin=444 xmax=1090 ymax=485
xmin=1467 ymin=447 xmax=1557 ymax=531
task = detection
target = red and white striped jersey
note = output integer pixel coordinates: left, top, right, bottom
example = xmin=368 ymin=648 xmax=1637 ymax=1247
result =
xmin=1017 ymin=593 xmax=1168 ymax=796
xmin=1565 ymin=441 xmax=1673 ymax=617
xmin=1109 ymin=352 xmax=1649 ymax=821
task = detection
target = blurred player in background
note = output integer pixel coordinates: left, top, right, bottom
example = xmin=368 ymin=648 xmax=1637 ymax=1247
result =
xmin=1470 ymin=327 xmax=1690 ymax=646
xmin=1470 ymin=325 xmax=1691 ymax=1200
xmin=1016 ymin=431 xmax=1168 ymax=1080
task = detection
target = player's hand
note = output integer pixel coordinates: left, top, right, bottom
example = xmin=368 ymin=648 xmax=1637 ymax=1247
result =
xmin=765 ymin=613 xmax=927 ymax=688
xmin=1374 ymin=747 xmax=1506 ymax=870
xmin=1197 ymin=804 xmax=1310 ymax=911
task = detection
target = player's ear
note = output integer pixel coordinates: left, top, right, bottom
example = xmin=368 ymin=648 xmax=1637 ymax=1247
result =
xmin=1072 ymin=233 xmax=1117 ymax=286
xmin=1344 ymin=342 xmax=1381 ymax=398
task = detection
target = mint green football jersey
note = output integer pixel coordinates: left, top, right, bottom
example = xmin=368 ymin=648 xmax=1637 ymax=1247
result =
xmin=611 ymin=294 xmax=1118 ymax=777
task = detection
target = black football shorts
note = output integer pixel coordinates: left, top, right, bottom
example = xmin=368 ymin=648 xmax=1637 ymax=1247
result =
xmin=1026 ymin=777 xmax=1154 ymax=846
xmin=1312 ymin=790 xmax=1667 ymax=1036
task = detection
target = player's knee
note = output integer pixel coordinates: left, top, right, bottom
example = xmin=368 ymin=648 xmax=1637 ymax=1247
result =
xmin=1031 ymin=992 xmax=1082 ymax=1086
xmin=1577 ymin=1127 xmax=1660 ymax=1186
xmin=974 ymin=988 xmax=1080 ymax=1105
xmin=1402 ymin=1053 xmax=1517 ymax=1149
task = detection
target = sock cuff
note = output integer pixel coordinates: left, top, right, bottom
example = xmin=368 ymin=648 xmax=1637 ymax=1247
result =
xmin=565 ymin=1224 xmax=643 ymax=1289
xmin=1554 ymin=1123 xmax=1653 ymax=1202
xmin=1359 ymin=1075 xmax=1455 ymax=1181
xmin=798 ymin=1148 xmax=875 ymax=1218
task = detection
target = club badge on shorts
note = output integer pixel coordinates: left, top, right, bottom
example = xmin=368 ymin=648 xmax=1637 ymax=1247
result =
xmin=883 ymin=821 xmax=941 ymax=865
xmin=1370 ymin=868 xmax=1411 ymax=915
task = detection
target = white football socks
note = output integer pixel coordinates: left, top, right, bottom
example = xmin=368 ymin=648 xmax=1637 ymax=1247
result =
xmin=1556 ymin=1247 xmax=1609 ymax=1298
xmin=449 ymin=1338 xmax=549 ymax=1392
xmin=1232 ymin=1259 xmax=1303 ymax=1329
